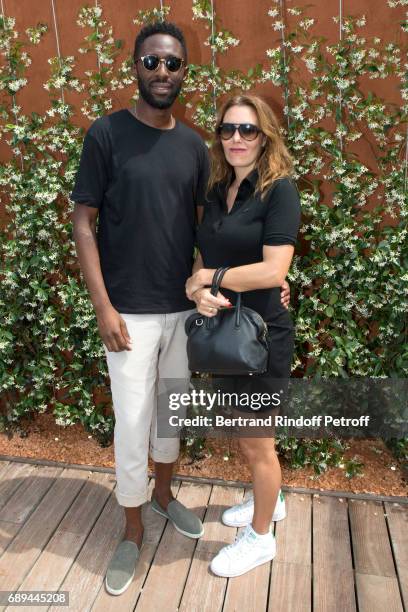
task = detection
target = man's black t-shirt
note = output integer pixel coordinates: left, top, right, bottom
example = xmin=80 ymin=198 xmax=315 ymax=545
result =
xmin=70 ymin=109 xmax=210 ymax=313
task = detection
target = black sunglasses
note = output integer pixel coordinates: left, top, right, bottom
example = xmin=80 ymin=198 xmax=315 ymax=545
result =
xmin=217 ymin=123 xmax=262 ymax=141
xmin=136 ymin=54 xmax=185 ymax=73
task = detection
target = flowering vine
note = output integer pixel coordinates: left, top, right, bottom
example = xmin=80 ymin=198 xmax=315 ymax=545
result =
xmin=263 ymin=3 xmax=407 ymax=378
xmin=0 ymin=3 xmax=406 ymax=470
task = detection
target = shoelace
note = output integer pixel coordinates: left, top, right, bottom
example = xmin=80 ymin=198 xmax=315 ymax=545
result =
xmin=235 ymin=493 xmax=282 ymax=517
xmin=234 ymin=496 xmax=254 ymax=516
xmin=223 ymin=529 xmax=258 ymax=559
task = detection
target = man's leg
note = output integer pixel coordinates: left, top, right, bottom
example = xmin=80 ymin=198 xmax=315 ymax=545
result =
xmin=152 ymin=461 xmax=176 ymax=509
xmin=148 ymin=310 xmax=203 ymax=538
xmin=150 ymin=310 xmax=191 ymax=502
xmin=104 ymin=314 xmax=163 ymax=538
xmin=104 ymin=313 xmax=166 ymax=595
xmin=123 ymin=507 xmax=143 ymax=547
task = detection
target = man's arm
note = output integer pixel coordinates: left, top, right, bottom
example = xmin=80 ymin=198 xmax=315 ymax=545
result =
xmin=72 ymin=203 xmax=132 ymax=352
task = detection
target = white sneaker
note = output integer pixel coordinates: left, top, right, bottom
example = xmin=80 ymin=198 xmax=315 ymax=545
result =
xmin=210 ymin=524 xmax=276 ymax=577
xmin=222 ymin=490 xmax=286 ymax=527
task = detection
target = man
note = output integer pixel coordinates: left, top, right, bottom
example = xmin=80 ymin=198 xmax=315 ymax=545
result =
xmin=71 ymin=21 xmax=290 ymax=596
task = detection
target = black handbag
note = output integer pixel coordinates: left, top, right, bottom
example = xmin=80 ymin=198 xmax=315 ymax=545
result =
xmin=184 ymin=267 xmax=269 ymax=375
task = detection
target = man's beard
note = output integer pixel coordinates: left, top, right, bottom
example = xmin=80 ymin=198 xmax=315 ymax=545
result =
xmin=137 ymin=75 xmax=182 ymax=110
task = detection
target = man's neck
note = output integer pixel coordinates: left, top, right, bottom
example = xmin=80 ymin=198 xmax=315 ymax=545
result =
xmin=134 ymin=99 xmax=174 ymax=129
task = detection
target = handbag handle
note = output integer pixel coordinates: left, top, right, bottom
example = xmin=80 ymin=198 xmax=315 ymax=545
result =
xmin=211 ymin=267 xmax=229 ymax=296
xmin=207 ymin=267 xmax=242 ymax=328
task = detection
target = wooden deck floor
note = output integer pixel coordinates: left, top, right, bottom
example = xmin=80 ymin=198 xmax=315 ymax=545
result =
xmin=0 ymin=459 xmax=406 ymax=612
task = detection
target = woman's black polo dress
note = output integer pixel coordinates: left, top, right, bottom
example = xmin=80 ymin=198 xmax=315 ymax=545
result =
xmin=196 ymin=170 xmax=301 ymax=415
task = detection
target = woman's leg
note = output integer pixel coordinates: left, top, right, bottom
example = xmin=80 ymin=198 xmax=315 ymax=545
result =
xmin=239 ymin=436 xmax=281 ymax=534
xmin=210 ymin=433 xmax=278 ymax=577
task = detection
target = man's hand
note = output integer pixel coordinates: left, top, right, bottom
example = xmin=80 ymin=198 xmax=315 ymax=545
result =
xmin=192 ymin=288 xmax=230 ymax=317
xmin=96 ymin=304 xmax=132 ymax=352
xmin=280 ymin=280 xmax=290 ymax=309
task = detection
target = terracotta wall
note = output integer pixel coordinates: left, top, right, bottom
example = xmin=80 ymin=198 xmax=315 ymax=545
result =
xmin=0 ymin=0 xmax=405 ymax=167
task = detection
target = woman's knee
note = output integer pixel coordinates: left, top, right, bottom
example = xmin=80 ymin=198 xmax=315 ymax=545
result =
xmin=239 ymin=437 xmax=277 ymax=462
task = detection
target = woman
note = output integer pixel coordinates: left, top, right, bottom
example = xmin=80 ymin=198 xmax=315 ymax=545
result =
xmin=185 ymin=94 xmax=301 ymax=577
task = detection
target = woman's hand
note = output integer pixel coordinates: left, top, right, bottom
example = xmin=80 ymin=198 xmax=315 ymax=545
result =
xmin=192 ymin=288 xmax=231 ymax=317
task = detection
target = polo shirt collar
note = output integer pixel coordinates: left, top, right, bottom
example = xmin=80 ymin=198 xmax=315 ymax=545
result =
xmin=241 ymin=168 xmax=259 ymax=189
xmin=217 ymin=168 xmax=258 ymax=197
xmin=228 ymin=167 xmax=258 ymax=190
xmin=214 ymin=168 xmax=259 ymax=215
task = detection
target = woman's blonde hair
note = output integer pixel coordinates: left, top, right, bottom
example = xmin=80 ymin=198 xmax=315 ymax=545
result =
xmin=208 ymin=94 xmax=294 ymax=198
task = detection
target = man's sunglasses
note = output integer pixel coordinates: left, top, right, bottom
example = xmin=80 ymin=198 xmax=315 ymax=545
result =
xmin=136 ymin=55 xmax=185 ymax=73
xmin=217 ymin=123 xmax=262 ymax=141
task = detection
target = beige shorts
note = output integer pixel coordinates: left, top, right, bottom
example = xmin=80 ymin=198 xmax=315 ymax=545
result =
xmin=104 ymin=309 xmax=193 ymax=507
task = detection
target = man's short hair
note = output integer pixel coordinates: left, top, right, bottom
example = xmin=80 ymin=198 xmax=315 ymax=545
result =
xmin=133 ymin=21 xmax=188 ymax=64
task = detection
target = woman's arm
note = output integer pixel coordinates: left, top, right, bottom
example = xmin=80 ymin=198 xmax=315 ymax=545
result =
xmin=189 ymin=250 xmax=231 ymax=310
xmin=185 ymin=244 xmax=294 ymax=298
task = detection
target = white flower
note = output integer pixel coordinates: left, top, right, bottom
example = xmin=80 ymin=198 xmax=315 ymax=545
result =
xmin=305 ymin=57 xmax=317 ymax=71
xmin=336 ymin=78 xmax=351 ymax=90
xmin=299 ymin=18 xmax=315 ymax=30
xmin=272 ymin=21 xmax=284 ymax=31
xmin=8 ymin=79 xmax=28 ymax=92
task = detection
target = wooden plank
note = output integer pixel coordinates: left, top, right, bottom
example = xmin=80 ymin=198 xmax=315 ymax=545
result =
xmin=0 ymin=464 xmax=62 ymax=524
xmin=6 ymin=471 xmax=115 ymax=612
xmin=0 ymin=461 xmax=11 ymax=482
xmin=384 ymin=502 xmax=408 ymax=609
xmin=91 ymin=479 xmax=181 ymax=612
xmin=349 ymin=499 xmax=395 ymax=577
xmin=179 ymin=485 xmax=245 ymax=612
xmin=0 ymin=465 xmax=62 ymax=556
xmin=47 ymin=491 xmax=123 ymax=612
xmin=0 ymin=467 xmax=87 ymax=598
xmin=268 ymin=493 xmax=312 ymax=612
xmin=269 ymin=562 xmax=311 ymax=612
xmin=314 ymin=566 xmax=355 ymax=612
xmin=355 ymin=573 xmax=403 ymax=612
xmin=51 ymin=480 xmax=179 ymax=611
xmin=313 ymin=495 xmax=352 ymax=567
xmin=274 ymin=493 xmax=311 ymax=565
xmin=313 ymin=495 xmax=356 ymax=612
xmin=0 ymin=462 xmax=37 ymax=514
xmin=136 ymin=481 xmax=211 ymax=612
xmin=223 ymin=488 xmax=270 ymax=612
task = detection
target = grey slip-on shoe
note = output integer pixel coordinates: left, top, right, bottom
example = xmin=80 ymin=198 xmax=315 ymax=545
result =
xmin=105 ymin=539 xmax=141 ymax=596
xmin=151 ymin=496 xmax=204 ymax=539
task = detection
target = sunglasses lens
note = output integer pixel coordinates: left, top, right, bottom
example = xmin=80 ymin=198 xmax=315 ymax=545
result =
xmin=166 ymin=56 xmax=183 ymax=72
xmin=240 ymin=124 xmax=259 ymax=140
xmin=143 ymin=55 xmax=159 ymax=70
xmin=218 ymin=124 xmax=235 ymax=140
xmin=218 ymin=123 xmax=260 ymax=140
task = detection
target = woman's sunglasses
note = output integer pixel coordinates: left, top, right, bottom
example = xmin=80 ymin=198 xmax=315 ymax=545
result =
xmin=217 ymin=123 xmax=262 ymax=141
xmin=137 ymin=55 xmax=185 ymax=73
